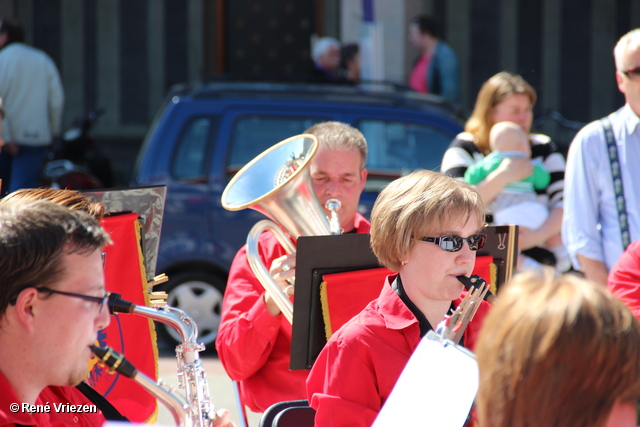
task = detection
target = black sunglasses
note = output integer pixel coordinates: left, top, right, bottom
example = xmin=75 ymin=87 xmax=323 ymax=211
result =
xmin=9 ymin=286 xmax=109 ymax=313
xmin=621 ymin=67 xmax=640 ymax=80
xmin=419 ymin=233 xmax=487 ymax=252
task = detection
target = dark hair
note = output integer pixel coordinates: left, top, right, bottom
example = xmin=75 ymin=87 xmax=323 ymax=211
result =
xmin=340 ymin=43 xmax=359 ymax=70
xmin=0 ymin=199 xmax=111 ymax=317
xmin=0 ymin=18 xmax=25 ymax=44
xmin=411 ymin=15 xmax=439 ymax=38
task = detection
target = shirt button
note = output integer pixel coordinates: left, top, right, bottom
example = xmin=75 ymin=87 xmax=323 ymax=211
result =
xmin=73 ymin=416 xmax=79 ymax=423
xmin=270 ymin=326 xmax=275 ymax=331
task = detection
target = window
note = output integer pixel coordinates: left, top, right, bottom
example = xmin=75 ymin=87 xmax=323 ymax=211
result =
xmin=228 ymin=115 xmax=326 ymax=171
xmin=171 ymin=118 xmax=213 ymax=181
xmin=357 ymin=119 xmax=453 ymax=173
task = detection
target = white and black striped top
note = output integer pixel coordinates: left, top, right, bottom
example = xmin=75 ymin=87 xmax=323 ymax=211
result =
xmin=441 ymin=132 xmax=566 ymax=209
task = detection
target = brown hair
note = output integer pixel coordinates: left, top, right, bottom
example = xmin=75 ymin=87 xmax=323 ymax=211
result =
xmin=465 ymin=72 xmax=536 ymax=154
xmin=475 ymin=271 xmax=640 ymax=427
xmin=0 ymin=199 xmax=111 ymax=317
xmin=370 ymin=170 xmax=484 ymax=271
xmin=304 ymin=121 xmax=368 ymax=169
xmin=3 ymin=188 xmax=106 ymax=221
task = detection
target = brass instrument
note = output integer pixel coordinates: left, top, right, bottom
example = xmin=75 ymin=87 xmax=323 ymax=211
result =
xmin=221 ymin=134 xmax=341 ymax=324
xmin=108 ymin=294 xmax=214 ymax=427
xmin=91 ymin=345 xmax=193 ymax=427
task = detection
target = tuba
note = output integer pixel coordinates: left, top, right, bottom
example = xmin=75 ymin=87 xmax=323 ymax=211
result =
xmin=221 ymin=134 xmax=341 ymax=324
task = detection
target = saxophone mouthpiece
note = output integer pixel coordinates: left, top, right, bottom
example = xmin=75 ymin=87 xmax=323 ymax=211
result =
xmin=107 ymin=292 xmax=136 ymax=314
xmin=456 ymin=275 xmax=496 ymax=304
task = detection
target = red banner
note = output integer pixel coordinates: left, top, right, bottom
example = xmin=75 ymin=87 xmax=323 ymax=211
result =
xmin=88 ymin=213 xmax=159 ymax=423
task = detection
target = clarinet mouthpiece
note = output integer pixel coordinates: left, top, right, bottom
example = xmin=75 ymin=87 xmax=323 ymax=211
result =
xmin=456 ymin=275 xmax=496 ymax=304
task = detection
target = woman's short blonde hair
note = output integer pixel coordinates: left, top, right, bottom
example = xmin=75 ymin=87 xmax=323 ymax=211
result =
xmin=475 ymin=271 xmax=640 ymax=427
xmin=370 ymin=170 xmax=484 ymax=271
xmin=465 ymin=72 xmax=536 ymax=154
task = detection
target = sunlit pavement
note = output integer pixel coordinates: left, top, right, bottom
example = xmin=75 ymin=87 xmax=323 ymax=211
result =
xmin=155 ymin=356 xmax=263 ymax=427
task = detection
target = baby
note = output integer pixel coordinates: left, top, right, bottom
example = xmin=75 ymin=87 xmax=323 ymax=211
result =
xmin=464 ymin=121 xmax=570 ymax=272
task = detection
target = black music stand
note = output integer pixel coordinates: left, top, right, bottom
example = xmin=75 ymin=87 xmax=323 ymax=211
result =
xmin=290 ymin=233 xmax=382 ymax=370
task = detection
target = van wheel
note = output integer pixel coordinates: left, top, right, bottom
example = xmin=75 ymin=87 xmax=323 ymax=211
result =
xmin=156 ymin=271 xmax=225 ymax=351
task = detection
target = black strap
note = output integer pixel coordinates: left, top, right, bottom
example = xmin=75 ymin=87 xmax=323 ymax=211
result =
xmin=75 ymin=382 xmax=129 ymax=422
xmin=601 ymin=117 xmax=631 ymax=250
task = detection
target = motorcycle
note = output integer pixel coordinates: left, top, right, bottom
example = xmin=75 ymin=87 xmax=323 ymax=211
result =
xmin=43 ymin=108 xmax=114 ymax=190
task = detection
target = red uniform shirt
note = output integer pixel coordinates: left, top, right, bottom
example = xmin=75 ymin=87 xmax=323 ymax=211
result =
xmin=608 ymin=240 xmax=640 ymax=319
xmin=216 ymin=214 xmax=371 ymax=413
xmin=0 ymin=370 xmax=51 ymax=427
xmin=306 ymin=274 xmax=491 ymax=427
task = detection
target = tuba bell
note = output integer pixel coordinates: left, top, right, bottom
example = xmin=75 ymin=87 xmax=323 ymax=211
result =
xmin=221 ymin=134 xmax=340 ymax=324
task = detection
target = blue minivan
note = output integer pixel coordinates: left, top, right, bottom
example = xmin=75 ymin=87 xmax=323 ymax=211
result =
xmin=132 ymin=81 xmax=463 ymax=346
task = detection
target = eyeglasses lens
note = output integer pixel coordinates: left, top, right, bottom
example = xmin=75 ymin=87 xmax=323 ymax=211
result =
xmin=440 ymin=234 xmax=485 ymax=252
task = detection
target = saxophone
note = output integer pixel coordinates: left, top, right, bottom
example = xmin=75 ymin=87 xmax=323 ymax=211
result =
xmin=108 ymin=293 xmax=215 ymax=427
xmin=91 ymin=345 xmax=193 ymax=427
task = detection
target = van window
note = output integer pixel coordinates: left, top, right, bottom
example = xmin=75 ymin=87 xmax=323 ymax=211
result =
xmin=228 ymin=115 xmax=327 ymax=171
xmin=171 ymin=117 xmax=213 ymax=180
xmin=356 ymin=119 xmax=452 ymax=173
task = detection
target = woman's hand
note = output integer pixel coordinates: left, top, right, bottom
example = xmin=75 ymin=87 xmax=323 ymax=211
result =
xmin=494 ymin=156 xmax=534 ymax=184
xmin=475 ymin=157 xmax=535 ymax=205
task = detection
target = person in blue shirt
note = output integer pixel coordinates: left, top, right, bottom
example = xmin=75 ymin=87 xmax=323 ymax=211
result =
xmin=408 ymin=15 xmax=460 ymax=105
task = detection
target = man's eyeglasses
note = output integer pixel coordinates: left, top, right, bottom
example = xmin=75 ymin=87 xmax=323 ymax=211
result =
xmin=419 ymin=233 xmax=487 ymax=252
xmin=35 ymin=287 xmax=109 ymax=313
xmin=621 ymin=67 xmax=640 ymax=81
xmin=9 ymin=286 xmax=109 ymax=313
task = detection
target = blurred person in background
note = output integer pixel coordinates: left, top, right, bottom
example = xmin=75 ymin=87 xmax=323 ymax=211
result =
xmin=309 ymin=37 xmax=342 ymax=82
xmin=441 ymin=72 xmax=566 ymax=273
xmin=563 ymin=28 xmax=640 ymax=285
xmin=0 ymin=18 xmax=64 ymax=194
xmin=408 ymin=15 xmax=460 ymax=104
xmin=339 ymin=43 xmax=360 ymax=83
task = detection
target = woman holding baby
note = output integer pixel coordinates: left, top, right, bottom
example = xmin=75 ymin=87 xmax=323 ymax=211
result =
xmin=440 ymin=71 xmax=568 ymax=271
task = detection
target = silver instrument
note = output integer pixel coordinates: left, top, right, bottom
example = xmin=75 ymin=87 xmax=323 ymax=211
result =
xmin=109 ymin=295 xmax=215 ymax=427
xmin=91 ymin=345 xmax=193 ymax=427
xmin=221 ymin=134 xmax=341 ymax=324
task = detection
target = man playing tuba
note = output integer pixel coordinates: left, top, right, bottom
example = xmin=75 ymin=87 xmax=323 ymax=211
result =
xmin=216 ymin=122 xmax=370 ymax=413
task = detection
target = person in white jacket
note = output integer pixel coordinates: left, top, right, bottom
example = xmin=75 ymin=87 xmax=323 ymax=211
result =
xmin=0 ymin=18 xmax=64 ymax=194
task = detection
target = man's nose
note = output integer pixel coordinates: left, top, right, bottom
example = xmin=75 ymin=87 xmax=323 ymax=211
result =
xmin=97 ymin=307 xmax=111 ymax=330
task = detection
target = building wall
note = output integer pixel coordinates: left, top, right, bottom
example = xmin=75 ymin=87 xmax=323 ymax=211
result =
xmin=4 ymin=0 xmax=640 ymax=144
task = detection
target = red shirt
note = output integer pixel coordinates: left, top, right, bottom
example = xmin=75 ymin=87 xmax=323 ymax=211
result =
xmin=608 ymin=240 xmax=640 ymax=319
xmin=39 ymin=387 xmax=106 ymax=427
xmin=216 ymin=214 xmax=371 ymax=413
xmin=0 ymin=371 xmax=52 ymax=427
xmin=409 ymin=54 xmax=432 ymax=93
xmin=306 ymin=274 xmax=491 ymax=427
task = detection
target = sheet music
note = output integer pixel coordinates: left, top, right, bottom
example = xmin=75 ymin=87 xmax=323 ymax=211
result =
xmin=372 ymin=333 xmax=478 ymax=427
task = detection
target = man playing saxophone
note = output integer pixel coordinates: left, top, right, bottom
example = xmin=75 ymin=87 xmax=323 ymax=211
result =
xmin=0 ymin=198 xmax=235 ymax=427
xmin=216 ymin=122 xmax=371 ymax=413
